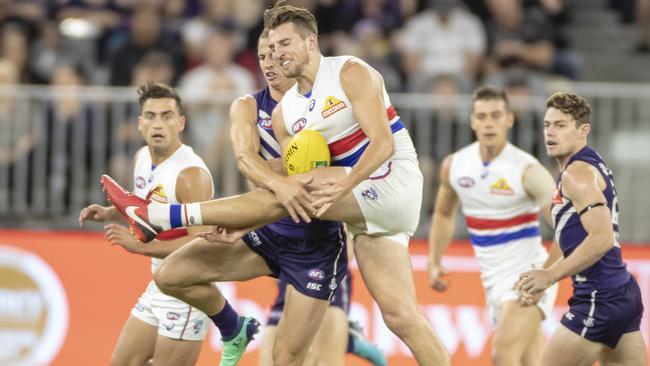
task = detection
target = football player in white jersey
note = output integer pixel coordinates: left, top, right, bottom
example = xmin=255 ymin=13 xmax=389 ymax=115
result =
xmin=101 ymin=4 xmax=449 ymax=365
xmin=428 ymin=86 xmax=560 ymax=366
xmin=79 ymin=83 xmax=215 ymax=366
xmin=231 ymin=30 xmax=385 ymax=366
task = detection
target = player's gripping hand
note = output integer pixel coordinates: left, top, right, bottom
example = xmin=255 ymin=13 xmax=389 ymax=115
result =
xmin=268 ymin=176 xmax=316 ymax=223
xmin=79 ymin=204 xmax=119 ymax=226
xmin=517 ymin=268 xmax=554 ymax=296
xmin=104 ymin=224 xmax=146 ymax=254
xmin=197 ymin=226 xmax=250 ymax=244
xmin=428 ymin=262 xmax=450 ymax=292
xmin=516 ymin=289 xmax=543 ymax=307
xmin=312 ymin=178 xmax=354 ymax=218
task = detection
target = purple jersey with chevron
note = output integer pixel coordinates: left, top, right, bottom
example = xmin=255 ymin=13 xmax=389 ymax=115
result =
xmin=551 ymin=146 xmax=629 ymax=295
xmin=252 ymin=88 xmax=340 ymax=240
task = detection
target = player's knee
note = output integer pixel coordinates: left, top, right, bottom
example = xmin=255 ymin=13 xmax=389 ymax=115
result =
xmin=153 ymin=262 xmax=183 ymax=296
xmin=381 ymin=305 xmax=421 ymax=337
xmin=491 ymin=335 xmax=521 ymax=366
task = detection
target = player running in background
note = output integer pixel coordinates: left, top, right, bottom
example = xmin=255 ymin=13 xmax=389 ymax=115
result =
xmin=428 ymin=86 xmax=559 ymax=366
xmin=79 ymin=83 xmax=214 ymax=366
xmin=101 ymin=4 xmax=450 ymax=365
xmin=518 ymin=92 xmax=647 ymax=366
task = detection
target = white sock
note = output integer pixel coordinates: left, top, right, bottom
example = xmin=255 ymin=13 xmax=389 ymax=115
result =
xmin=182 ymin=203 xmax=203 ymax=226
xmin=147 ymin=202 xmax=172 ymax=231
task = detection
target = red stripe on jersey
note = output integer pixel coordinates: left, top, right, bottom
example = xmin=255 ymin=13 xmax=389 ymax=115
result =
xmin=466 ymin=212 xmax=539 ymax=230
xmin=328 ymin=106 xmax=398 ymax=156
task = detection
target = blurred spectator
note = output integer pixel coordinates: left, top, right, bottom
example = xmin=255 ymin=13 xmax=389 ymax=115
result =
xmin=108 ymin=6 xmax=182 ymax=86
xmin=131 ymin=51 xmax=175 ymax=86
xmin=0 ymin=24 xmax=30 ymax=82
xmin=338 ymin=0 xmax=403 ymax=33
xmin=400 ymin=0 xmax=485 ymax=89
xmin=47 ymin=63 xmax=95 ymax=209
xmin=179 ymin=28 xmax=255 ymax=194
xmin=333 ymin=19 xmax=402 ymax=91
xmin=484 ymin=0 xmax=553 ymax=80
xmin=0 ymin=58 xmax=37 ymax=214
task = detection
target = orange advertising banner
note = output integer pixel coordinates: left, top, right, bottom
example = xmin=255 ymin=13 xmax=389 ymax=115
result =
xmin=1 ymin=230 xmax=649 ymax=365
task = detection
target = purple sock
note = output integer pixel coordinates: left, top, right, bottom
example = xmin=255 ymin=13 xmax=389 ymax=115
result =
xmin=209 ymin=301 xmax=240 ymax=340
xmin=347 ymin=333 xmax=354 ymax=353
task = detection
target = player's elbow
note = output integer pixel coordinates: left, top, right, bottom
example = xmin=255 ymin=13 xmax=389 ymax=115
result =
xmin=591 ymin=229 xmax=615 ymax=255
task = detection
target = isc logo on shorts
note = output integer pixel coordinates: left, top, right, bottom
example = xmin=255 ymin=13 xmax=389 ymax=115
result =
xmin=306 ymin=282 xmax=322 ymax=291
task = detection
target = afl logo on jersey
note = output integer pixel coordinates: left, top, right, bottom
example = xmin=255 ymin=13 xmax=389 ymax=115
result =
xmin=292 ymin=118 xmax=307 ymax=134
xmin=258 ymin=117 xmax=273 ymax=130
xmin=136 ymin=176 xmax=146 ymax=189
xmin=457 ymin=176 xmax=475 ymax=188
xmin=308 ymin=269 xmax=325 ymax=280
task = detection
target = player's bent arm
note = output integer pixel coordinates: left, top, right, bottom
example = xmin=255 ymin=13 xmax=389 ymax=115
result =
xmin=230 ymin=96 xmax=286 ymax=189
xmin=428 ymin=155 xmax=460 ymax=266
xmin=340 ymin=59 xmax=394 ymax=187
xmin=137 ymin=167 xmax=214 ymax=258
xmin=522 ymin=162 xmax=562 ymax=267
xmin=547 ymin=162 xmax=614 ymax=283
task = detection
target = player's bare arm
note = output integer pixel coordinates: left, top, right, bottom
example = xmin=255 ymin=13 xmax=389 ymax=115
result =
xmin=519 ymin=161 xmax=614 ymax=294
xmin=268 ymin=104 xmax=316 ymax=223
xmin=428 ymin=154 xmax=460 ymax=292
xmin=106 ymin=166 xmax=214 ymax=258
xmin=230 ymin=96 xmax=284 ymax=187
xmin=311 ymin=60 xmax=394 ymax=213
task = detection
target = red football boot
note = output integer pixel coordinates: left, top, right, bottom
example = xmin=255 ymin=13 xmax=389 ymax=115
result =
xmin=101 ymin=174 xmax=161 ymax=242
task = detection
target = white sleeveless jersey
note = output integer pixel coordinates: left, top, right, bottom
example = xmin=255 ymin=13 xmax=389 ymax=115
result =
xmin=280 ymin=55 xmax=417 ymax=166
xmin=132 ymin=144 xmax=213 ymax=273
xmin=449 ymin=142 xmax=547 ymax=287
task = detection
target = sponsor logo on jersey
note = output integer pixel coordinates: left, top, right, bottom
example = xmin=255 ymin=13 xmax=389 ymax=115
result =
xmin=167 ymin=312 xmax=180 ymax=320
xmin=457 ymin=176 xmax=475 ymax=188
xmin=135 ymin=303 xmax=145 ymax=312
xmin=583 ymin=317 xmax=595 ymax=328
xmin=258 ymin=117 xmax=273 ymax=130
xmin=164 ymin=323 xmax=175 ymax=331
xmin=308 ymin=269 xmax=325 ymax=280
xmin=146 ymin=184 xmax=168 ymax=203
xmin=309 ymin=99 xmax=316 ymax=112
xmin=361 ymin=187 xmax=378 ymax=201
xmin=291 ymin=118 xmax=307 ymax=134
xmin=136 ymin=176 xmax=146 ymax=189
xmin=490 ymin=178 xmax=514 ymax=195
xmin=322 ymin=96 xmax=347 ymax=118
xmin=564 ymin=312 xmax=575 ymax=321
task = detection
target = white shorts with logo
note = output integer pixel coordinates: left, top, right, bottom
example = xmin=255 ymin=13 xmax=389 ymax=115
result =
xmin=346 ymin=139 xmax=423 ymax=246
xmin=485 ymin=274 xmax=559 ymax=328
xmin=131 ymin=281 xmax=210 ymax=341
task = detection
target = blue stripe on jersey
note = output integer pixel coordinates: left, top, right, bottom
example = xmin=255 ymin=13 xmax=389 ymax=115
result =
xmin=332 ymin=142 xmax=369 ymax=166
xmin=331 ymin=120 xmax=406 ymax=167
xmin=170 ymin=205 xmax=182 ymax=228
xmin=470 ymin=227 xmax=541 ymax=247
xmin=260 ymin=137 xmax=281 ymax=158
xmin=391 ymin=119 xmax=405 ymax=133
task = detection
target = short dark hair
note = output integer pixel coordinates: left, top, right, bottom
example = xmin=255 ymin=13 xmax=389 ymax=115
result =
xmin=546 ymin=92 xmax=591 ymax=126
xmin=263 ymin=2 xmax=318 ymax=39
xmin=257 ymin=28 xmax=270 ymax=50
xmin=137 ymin=82 xmax=183 ymax=115
xmin=472 ymin=85 xmax=509 ymax=111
